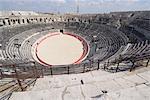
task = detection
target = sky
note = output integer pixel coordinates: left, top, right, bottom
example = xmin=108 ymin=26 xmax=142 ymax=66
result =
xmin=0 ymin=0 xmax=150 ymax=14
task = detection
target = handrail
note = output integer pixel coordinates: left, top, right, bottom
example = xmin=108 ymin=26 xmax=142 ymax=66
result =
xmin=0 ymin=82 xmax=18 ymax=93
xmin=0 ymin=79 xmax=36 ymax=100
xmin=0 ymin=80 xmax=15 ymax=87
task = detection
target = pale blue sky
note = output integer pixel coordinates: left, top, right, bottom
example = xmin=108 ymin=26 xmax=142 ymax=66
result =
xmin=0 ymin=0 xmax=150 ymax=14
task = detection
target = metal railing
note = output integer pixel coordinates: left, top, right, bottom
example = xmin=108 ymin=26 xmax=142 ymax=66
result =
xmin=0 ymin=55 xmax=150 ymax=77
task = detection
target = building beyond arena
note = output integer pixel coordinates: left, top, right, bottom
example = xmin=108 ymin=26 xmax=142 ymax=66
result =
xmin=0 ymin=11 xmax=150 ymax=100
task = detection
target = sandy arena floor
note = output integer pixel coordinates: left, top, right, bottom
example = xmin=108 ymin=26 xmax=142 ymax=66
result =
xmin=32 ymin=32 xmax=89 ymax=66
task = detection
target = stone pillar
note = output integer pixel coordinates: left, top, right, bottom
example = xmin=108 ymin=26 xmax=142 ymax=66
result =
xmin=4 ymin=19 xmax=9 ymax=25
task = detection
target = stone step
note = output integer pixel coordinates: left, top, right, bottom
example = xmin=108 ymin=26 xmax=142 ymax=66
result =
xmin=9 ymin=65 xmax=150 ymax=100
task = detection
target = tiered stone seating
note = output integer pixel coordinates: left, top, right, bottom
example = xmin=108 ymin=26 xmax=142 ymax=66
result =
xmin=1 ymin=23 xmax=123 ymax=64
xmin=130 ymin=19 xmax=150 ymax=31
xmin=0 ymin=21 xmax=130 ymax=73
xmin=121 ymin=41 xmax=150 ymax=59
xmin=0 ymin=19 xmax=149 ymax=74
xmin=103 ymin=41 xmax=150 ymax=72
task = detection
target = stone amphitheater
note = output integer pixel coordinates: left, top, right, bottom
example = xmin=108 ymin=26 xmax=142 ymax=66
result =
xmin=0 ymin=11 xmax=150 ymax=100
